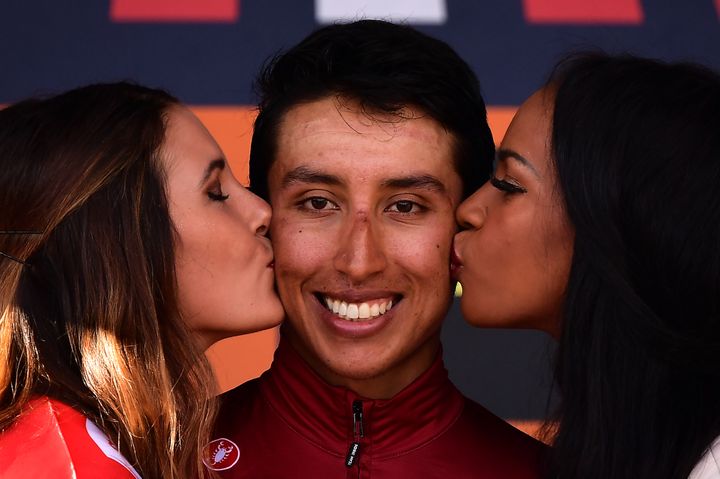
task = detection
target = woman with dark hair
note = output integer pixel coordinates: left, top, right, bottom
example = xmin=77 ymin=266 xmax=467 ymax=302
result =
xmin=0 ymin=83 xmax=284 ymax=478
xmin=452 ymin=53 xmax=720 ymax=478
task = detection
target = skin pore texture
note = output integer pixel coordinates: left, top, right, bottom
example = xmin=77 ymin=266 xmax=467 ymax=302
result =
xmin=454 ymin=89 xmax=574 ymax=337
xmin=163 ymin=106 xmax=285 ymax=349
xmin=268 ymin=96 xmax=463 ymax=399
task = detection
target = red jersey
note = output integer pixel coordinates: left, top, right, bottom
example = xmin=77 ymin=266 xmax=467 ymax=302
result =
xmin=207 ymin=341 xmax=546 ymax=478
xmin=0 ymin=396 xmax=141 ymax=479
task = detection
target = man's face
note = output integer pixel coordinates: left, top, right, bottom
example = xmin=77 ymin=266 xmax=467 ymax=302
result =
xmin=268 ymin=96 xmax=462 ymax=397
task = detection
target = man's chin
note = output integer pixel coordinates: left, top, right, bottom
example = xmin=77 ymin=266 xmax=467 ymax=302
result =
xmin=313 ymin=359 xmax=402 ymax=397
xmin=323 ymin=359 xmax=393 ymax=382
xmin=289 ymin=336 xmax=394 ymax=383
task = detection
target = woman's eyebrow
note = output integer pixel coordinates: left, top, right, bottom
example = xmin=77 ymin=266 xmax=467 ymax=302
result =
xmin=199 ymin=158 xmax=226 ymax=187
xmin=496 ymin=148 xmax=540 ymax=177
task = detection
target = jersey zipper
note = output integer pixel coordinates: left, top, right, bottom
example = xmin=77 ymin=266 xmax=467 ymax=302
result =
xmin=345 ymin=400 xmax=364 ymax=469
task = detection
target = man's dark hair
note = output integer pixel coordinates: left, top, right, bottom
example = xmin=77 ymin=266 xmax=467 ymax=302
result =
xmin=248 ymin=19 xmax=494 ymax=200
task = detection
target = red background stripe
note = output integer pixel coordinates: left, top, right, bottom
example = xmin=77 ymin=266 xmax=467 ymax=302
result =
xmin=110 ymin=0 xmax=239 ymax=22
xmin=523 ymin=0 xmax=643 ymax=24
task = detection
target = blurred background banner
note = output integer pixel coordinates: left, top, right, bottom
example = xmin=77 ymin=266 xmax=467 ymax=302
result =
xmin=2 ymin=0 xmax=718 ymax=437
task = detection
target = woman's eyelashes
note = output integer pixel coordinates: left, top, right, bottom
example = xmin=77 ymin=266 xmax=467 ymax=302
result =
xmin=490 ymin=175 xmax=527 ymax=195
xmin=207 ymin=181 xmax=230 ymax=202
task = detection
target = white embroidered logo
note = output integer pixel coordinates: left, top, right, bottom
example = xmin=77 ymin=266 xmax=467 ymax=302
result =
xmin=202 ymin=438 xmax=240 ymax=471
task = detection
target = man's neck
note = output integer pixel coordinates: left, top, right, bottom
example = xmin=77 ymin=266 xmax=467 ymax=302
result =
xmin=285 ymin=334 xmax=442 ymax=399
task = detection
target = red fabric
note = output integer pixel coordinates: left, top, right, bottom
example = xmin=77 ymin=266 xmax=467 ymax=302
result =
xmin=0 ymin=397 xmax=139 ymax=479
xmin=210 ymin=341 xmax=545 ymax=478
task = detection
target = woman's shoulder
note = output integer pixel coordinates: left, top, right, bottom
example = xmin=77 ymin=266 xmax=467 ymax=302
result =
xmin=0 ymin=396 xmax=142 ymax=479
xmin=689 ymin=436 xmax=720 ymax=479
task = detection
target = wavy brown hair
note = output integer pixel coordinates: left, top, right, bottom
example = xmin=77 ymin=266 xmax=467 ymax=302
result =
xmin=0 ymin=83 xmax=217 ymax=479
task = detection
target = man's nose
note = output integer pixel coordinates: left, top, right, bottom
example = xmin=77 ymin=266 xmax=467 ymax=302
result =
xmin=333 ymin=212 xmax=387 ymax=282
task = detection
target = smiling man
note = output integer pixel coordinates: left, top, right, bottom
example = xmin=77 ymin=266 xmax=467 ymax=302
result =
xmin=209 ymin=20 xmax=544 ymax=478
xmin=268 ymin=97 xmax=463 ymax=401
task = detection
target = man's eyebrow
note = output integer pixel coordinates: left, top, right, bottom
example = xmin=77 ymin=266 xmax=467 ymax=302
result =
xmin=281 ymin=166 xmax=343 ymax=188
xmin=381 ymin=175 xmax=447 ymax=193
xmin=496 ymin=148 xmax=539 ymax=177
xmin=199 ymin=158 xmax=226 ymax=187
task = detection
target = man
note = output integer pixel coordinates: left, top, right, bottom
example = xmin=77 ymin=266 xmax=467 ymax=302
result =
xmin=207 ymin=20 xmax=544 ymax=478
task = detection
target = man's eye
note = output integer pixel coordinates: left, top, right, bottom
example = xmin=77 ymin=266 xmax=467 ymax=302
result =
xmin=301 ymin=197 xmax=338 ymax=211
xmin=386 ymin=200 xmax=422 ymax=214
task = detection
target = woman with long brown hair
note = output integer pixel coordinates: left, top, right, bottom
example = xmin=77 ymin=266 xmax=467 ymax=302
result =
xmin=0 ymin=83 xmax=284 ymax=478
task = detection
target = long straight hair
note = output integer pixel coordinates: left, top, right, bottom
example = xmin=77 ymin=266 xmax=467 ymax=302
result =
xmin=547 ymin=53 xmax=720 ymax=479
xmin=0 ymin=83 xmax=218 ymax=479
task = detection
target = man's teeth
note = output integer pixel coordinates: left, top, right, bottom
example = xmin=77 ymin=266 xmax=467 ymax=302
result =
xmin=323 ymin=296 xmax=394 ymax=321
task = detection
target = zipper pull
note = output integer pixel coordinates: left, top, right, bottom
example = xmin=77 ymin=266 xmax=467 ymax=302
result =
xmin=352 ymin=400 xmax=364 ymax=438
xmin=345 ymin=400 xmax=364 ymax=467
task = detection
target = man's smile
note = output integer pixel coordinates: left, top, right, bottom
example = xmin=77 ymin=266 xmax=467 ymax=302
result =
xmin=316 ymin=292 xmax=401 ymax=321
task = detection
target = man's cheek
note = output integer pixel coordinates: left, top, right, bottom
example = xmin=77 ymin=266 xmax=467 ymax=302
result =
xmin=276 ymin=233 xmax=334 ymax=275
xmin=390 ymin=225 xmax=453 ymax=257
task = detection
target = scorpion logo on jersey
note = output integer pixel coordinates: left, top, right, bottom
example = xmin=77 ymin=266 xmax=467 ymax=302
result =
xmin=202 ymin=438 xmax=240 ymax=471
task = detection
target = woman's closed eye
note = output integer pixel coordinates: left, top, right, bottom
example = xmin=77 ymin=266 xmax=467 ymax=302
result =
xmin=490 ymin=176 xmax=527 ymax=195
xmin=207 ymin=181 xmax=230 ymax=202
